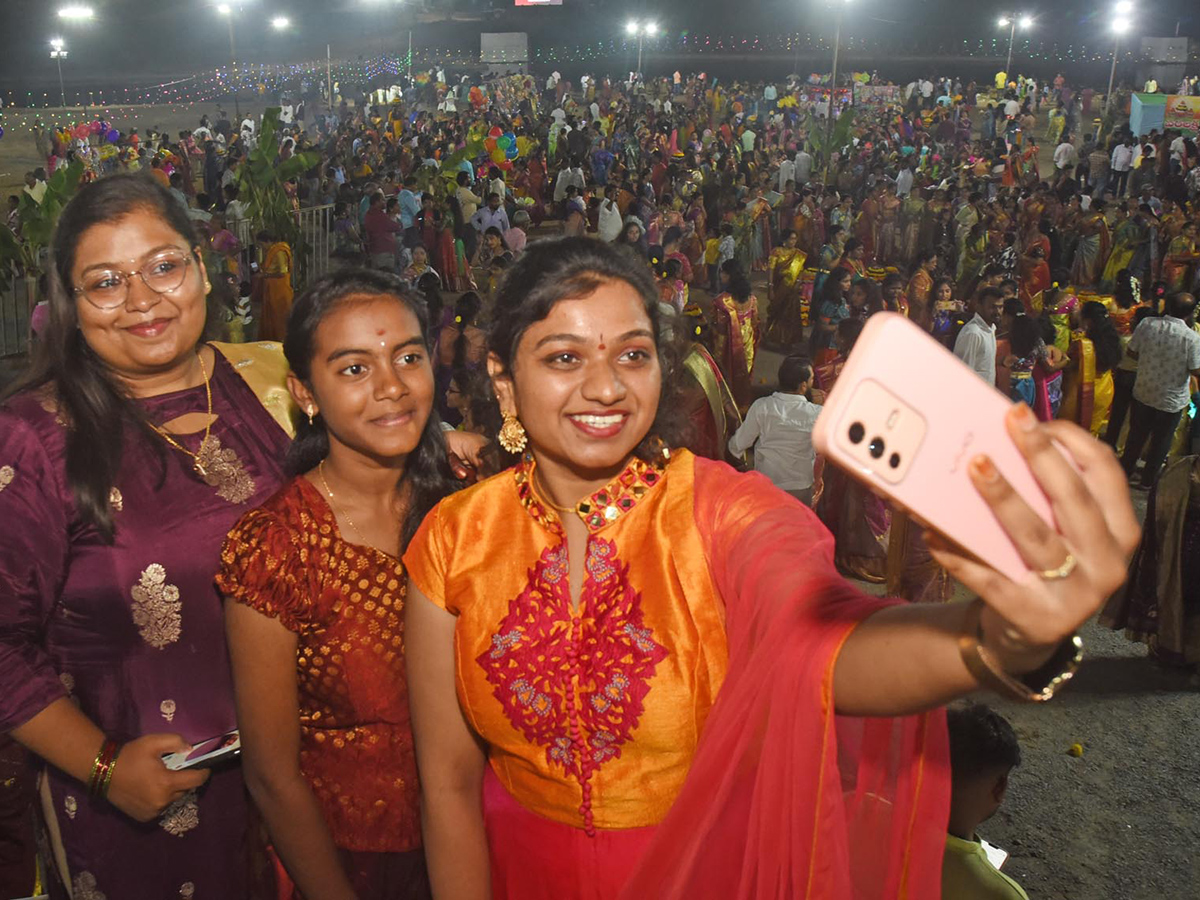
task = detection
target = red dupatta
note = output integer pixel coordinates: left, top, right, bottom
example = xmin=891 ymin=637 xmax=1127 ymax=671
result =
xmin=622 ymin=460 xmax=949 ymax=899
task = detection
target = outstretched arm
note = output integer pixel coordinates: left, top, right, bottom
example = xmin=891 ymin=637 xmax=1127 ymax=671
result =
xmin=834 ymin=406 xmax=1139 ymax=716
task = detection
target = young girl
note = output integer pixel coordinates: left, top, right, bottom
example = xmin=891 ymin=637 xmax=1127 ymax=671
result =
xmin=930 ymin=275 xmax=965 ymax=344
xmin=217 ymin=270 xmax=465 ymax=900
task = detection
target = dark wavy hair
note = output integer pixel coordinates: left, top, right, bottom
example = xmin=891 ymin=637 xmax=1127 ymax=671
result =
xmin=5 ymin=174 xmax=227 ymax=541
xmin=486 ymin=237 xmax=687 ymax=464
xmin=283 ymin=268 xmax=460 ymax=550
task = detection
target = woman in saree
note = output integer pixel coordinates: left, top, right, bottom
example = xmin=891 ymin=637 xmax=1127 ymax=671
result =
xmin=404 ymin=236 xmax=1136 ymax=900
xmin=855 ymin=184 xmax=883 ymax=263
xmin=791 ymin=188 xmax=819 ymax=258
xmin=711 ymin=262 xmax=761 ymax=411
xmin=1101 ymin=455 xmax=1200 ymax=667
xmin=1004 ymin=314 xmax=1069 ymax=422
xmin=1018 ymin=243 xmax=1051 ymax=314
xmin=810 ymin=267 xmax=853 ymax=364
xmin=834 ymin=236 xmax=868 ymax=282
xmin=679 ymin=307 xmax=743 ymax=463
xmin=1099 ymin=206 xmax=1145 ymax=292
xmin=1162 ymin=222 xmax=1200 ymax=294
xmin=876 ymin=189 xmax=902 ymax=266
xmin=1058 ymin=300 xmax=1123 ymax=437
xmin=438 ymin=221 xmax=476 ymax=293
xmin=1070 ymin=202 xmax=1110 ymax=288
xmin=256 ymin=230 xmax=295 ymax=343
xmin=763 ymin=229 xmax=807 ymax=349
xmin=957 ymin=221 xmax=989 ymax=297
xmin=898 ymin=187 xmax=927 ymax=267
xmin=906 ymin=251 xmax=938 ymax=331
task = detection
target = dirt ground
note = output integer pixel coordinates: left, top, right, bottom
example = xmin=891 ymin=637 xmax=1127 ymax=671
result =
xmin=4 ymin=99 xmax=1198 ymax=899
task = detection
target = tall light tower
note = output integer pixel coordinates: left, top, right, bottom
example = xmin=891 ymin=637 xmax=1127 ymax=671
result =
xmin=1106 ymin=2 xmax=1133 ymax=115
xmin=626 ymin=20 xmax=659 ymax=76
xmin=823 ymin=0 xmax=853 ymax=182
xmin=997 ymin=13 xmax=1035 ymax=77
xmin=49 ymin=38 xmax=69 ymax=108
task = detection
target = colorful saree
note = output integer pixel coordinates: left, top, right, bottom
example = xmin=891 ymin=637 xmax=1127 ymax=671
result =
xmin=257 ymin=241 xmax=294 ymax=343
xmin=1162 ymin=236 xmax=1199 ymax=293
xmin=712 ymin=294 xmax=761 ymax=410
xmin=763 ymin=247 xmax=808 ymax=348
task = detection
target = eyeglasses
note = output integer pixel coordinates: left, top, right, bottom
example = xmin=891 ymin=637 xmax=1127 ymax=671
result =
xmin=73 ymin=248 xmax=198 ymax=310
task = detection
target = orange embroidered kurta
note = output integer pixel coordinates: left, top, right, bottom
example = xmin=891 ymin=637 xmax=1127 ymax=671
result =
xmin=405 ymin=451 xmax=729 ymax=832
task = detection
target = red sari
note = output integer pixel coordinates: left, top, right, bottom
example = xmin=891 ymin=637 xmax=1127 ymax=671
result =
xmin=712 ymin=293 xmax=761 ymax=410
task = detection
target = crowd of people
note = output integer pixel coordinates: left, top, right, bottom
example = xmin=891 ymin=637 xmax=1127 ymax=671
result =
xmin=0 ymin=59 xmax=1195 ymax=900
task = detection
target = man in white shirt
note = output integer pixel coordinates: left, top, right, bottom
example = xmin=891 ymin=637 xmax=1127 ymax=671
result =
xmin=794 ymin=147 xmax=814 ymax=185
xmin=597 ymin=185 xmax=623 ymax=242
xmin=1110 ymin=137 xmax=1135 ymax=196
xmin=895 ymin=163 xmax=914 ymax=198
xmin=728 ymin=357 xmax=823 ymax=505
xmin=953 ymin=288 xmax=1004 ymax=385
xmin=553 ymin=162 xmax=585 ymax=203
xmin=1053 ymin=135 xmax=1078 ymax=173
xmin=1169 ymin=131 xmax=1187 ymax=173
xmin=1121 ymin=293 xmax=1200 ymax=486
xmin=777 ymin=153 xmax=796 ymax=192
xmin=1003 ymin=97 xmax=1020 ymax=119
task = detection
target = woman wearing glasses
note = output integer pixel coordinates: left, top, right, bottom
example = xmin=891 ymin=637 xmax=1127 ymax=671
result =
xmin=0 ymin=175 xmax=298 ymax=898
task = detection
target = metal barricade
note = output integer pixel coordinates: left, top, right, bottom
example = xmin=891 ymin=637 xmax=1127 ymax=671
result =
xmin=296 ymin=203 xmax=333 ymax=290
xmin=0 ymin=268 xmax=32 ymax=359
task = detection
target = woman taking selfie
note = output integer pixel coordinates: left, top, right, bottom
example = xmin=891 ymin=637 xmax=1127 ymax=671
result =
xmin=0 ymin=175 xmax=296 ymax=897
xmin=218 ymin=271 xmax=459 ymax=899
xmin=404 ymin=238 xmax=1140 ymax=899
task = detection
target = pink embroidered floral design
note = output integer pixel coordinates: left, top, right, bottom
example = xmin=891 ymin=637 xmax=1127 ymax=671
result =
xmin=477 ymin=537 xmax=668 ymax=806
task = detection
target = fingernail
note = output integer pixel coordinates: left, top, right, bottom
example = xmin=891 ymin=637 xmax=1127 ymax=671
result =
xmin=971 ymin=456 xmax=999 ymax=483
xmin=1012 ymin=403 xmax=1037 ymax=432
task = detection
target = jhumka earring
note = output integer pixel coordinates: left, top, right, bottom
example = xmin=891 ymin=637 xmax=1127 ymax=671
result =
xmin=498 ymin=412 xmax=528 ymax=454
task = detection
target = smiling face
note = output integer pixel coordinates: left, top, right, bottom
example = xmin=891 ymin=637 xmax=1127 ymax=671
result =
xmin=935 ymin=281 xmax=954 ymax=305
xmin=70 ymin=210 xmax=209 ymax=381
xmin=290 ymin=295 xmax=433 ymax=465
xmin=490 ymin=279 xmax=661 ymax=483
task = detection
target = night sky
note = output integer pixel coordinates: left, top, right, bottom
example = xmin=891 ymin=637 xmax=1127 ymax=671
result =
xmin=0 ymin=0 xmax=1196 ymax=87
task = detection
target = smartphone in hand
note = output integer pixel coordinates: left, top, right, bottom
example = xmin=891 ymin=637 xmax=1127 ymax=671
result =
xmin=161 ymin=730 xmax=241 ymax=771
xmin=812 ymin=312 xmax=1061 ymax=583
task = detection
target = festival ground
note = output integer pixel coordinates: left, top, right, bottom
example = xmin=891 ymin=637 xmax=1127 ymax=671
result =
xmin=1 ymin=97 xmax=1196 ymax=900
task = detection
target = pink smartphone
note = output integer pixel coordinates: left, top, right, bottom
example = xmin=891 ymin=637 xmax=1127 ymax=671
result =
xmin=161 ymin=730 xmax=241 ymax=771
xmin=811 ymin=312 xmax=1059 ymax=583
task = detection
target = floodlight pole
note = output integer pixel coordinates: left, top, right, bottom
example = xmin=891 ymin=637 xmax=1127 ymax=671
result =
xmin=1105 ymin=36 xmax=1121 ymax=115
xmin=227 ymin=15 xmax=241 ymax=119
xmin=56 ymin=56 xmax=67 ymax=108
xmin=1005 ymin=17 xmax=1018 ymax=75
xmin=824 ymin=8 xmax=843 ymax=182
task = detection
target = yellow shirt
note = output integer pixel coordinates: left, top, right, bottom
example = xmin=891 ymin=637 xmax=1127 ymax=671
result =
xmin=942 ymin=835 xmax=1029 ymax=900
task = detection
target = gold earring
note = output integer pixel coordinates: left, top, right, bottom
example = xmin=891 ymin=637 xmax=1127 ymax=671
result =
xmin=204 ymin=281 xmax=212 ymax=293
xmin=307 ymin=407 xmax=315 ymax=426
xmin=498 ymin=412 xmax=528 ymax=454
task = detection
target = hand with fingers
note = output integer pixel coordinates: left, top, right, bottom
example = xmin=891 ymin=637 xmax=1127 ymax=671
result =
xmin=105 ymin=734 xmax=212 ymax=823
xmin=927 ymin=403 xmax=1142 ymax=683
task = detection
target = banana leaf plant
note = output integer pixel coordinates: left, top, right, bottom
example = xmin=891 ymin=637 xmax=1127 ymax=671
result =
xmin=414 ymin=139 xmax=487 ymax=202
xmin=235 ymin=107 xmax=321 ymax=274
xmin=0 ymin=160 xmax=87 ymax=294
xmin=805 ymin=106 xmax=858 ymax=172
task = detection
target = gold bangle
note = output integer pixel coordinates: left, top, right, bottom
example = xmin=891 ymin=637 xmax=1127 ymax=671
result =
xmin=958 ymin=599 xmax=1084 ymax=703
xmin=99 ymin=744 xmax=122 ymax=799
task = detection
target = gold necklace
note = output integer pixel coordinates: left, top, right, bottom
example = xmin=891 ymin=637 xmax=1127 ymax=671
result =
xmin=153 ymin=351 xmax=213 ymax=472
xmin=318 ymin=460 xmax=370 ymax=545
xmin=533 ymin=469 xmax=580 ymax=515
xmin=151 ymin=352 xmax=256 ymax=504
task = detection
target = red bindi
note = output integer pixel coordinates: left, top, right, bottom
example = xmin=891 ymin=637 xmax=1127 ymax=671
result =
xmin=375 ymin=329 xmax=385 ymax=336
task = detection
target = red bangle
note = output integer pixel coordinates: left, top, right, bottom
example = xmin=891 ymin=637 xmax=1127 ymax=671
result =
xmin=87 ymin=739 xmax=119 ymax=798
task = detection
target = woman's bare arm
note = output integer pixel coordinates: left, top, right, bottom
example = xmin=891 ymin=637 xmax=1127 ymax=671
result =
xmin=225 ymin=602 xmax=358 ymax=900
xmin=406 ymin=584 xmax=491 ymax=900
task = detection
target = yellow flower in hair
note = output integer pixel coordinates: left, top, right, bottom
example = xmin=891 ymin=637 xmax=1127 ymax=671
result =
xmin=455 ymin=315 xmax=463 ymax=323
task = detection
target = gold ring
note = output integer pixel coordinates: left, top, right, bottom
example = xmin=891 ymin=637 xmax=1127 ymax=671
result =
xmin=1037 ymin=552 xmax=1077 ymax=581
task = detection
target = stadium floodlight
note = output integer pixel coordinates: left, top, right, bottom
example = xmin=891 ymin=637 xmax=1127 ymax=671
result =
xmin=271 ymin=15 xmax=290 ymax=29
xmin=57 ymin=5 xmax=95 ymax=20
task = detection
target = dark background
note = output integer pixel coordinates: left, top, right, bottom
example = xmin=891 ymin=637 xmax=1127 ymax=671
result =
xmin=1 ymin=0 xmax=1197 ymax=99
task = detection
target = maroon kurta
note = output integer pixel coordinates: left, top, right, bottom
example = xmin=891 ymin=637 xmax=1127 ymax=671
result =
xmin=0 ymin=348 xmax=290 ymax=899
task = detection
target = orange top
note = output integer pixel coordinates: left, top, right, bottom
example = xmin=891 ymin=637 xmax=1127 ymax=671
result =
xmin=217 ymin=476 xmax=421 ymax=853
xmin=404 ymin=449 xmax=730 ymax=832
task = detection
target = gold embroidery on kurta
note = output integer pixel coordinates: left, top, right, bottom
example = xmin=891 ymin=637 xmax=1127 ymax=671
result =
xmin=131 ymin=564 xmax=182 ymax=649
xmin=109 ymin=488 xmax=123 ymax=512
xmin=160 ymin=791 xmax=200 ymax=836
xmin=193 ymin=435 xmax=256 ymax=504
xmin=179 ymin=882 xmax=196 ymax=899
xmin=160 ymin=699 xmax=177 ymax=722
xmin=64 ymin=795 xmax=77 ymax=819
xmin=73 ymin=872 xmax=107 ymax=900
xmin=0 ymin=466 xmax=13 ymax=491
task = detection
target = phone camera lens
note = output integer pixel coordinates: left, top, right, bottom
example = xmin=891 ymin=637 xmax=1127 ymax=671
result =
xmin=848 ymin=422 xmax=865 ymax=444
xmin=889 ymin=452 xmax=901 ymax=469
xmin=869 ymin=437 xmax=885 ymax=459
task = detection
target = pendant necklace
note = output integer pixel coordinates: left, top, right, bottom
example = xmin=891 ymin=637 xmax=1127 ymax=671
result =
xmin=318 ymin=460 xmax=371 ymax=546
xmin=153 ymin=351 xmax=256 ymax=504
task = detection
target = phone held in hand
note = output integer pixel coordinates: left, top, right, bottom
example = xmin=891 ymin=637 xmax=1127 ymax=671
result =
xmin=811 ymin=312 xmax=1061 ymax=583
xmin=161 ymin=730 xmax=241 ymax=771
